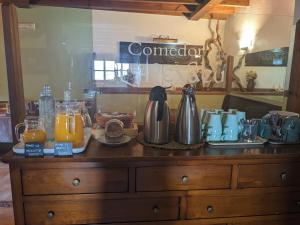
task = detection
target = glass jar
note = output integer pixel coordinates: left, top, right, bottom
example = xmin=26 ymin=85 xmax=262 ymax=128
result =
xmin=54 ymin=101 xmax=84 ymax=148
xmin=15 ymin=117 xmax=47 ymax=144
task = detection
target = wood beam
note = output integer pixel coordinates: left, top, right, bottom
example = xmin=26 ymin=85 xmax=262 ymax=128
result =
xmin=221 ymin=0 xmax=249 ymax=7
xmin=209 ymin=5 xmax=235 ymax=14
xmin=30 ymin=0 xmax=192 ymax=13
xmin=202 ymin=13 xmax=230 ymax=20
xmin=2 ymin=3 xmax=25 ymax=144
xmin=107 ymin=0 xmax=200 ymax=5
xmin=189 ymin=0 xmax=224 ymax=20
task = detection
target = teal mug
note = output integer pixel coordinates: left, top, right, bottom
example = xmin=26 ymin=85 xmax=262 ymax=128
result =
xmin=222 ymin=114 xmax=239 ymax=141
xmin=206 ymin=114 xmax=222 ymax=142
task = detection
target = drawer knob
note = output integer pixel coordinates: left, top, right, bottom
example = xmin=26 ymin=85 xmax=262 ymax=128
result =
xmin=281 ymin=173 xmax=288 ymax=182
xmin=206 ymin=205 xmax=214 ymax=214
xmin=47 ymin=211 xmax=55 ymax=219
xmin=72 ymin=178 xmax=81 ymax=187
xmin=153 ymin=206 xmax=159 ymax=214
xmin=181 ymin=175 xmax=189 ymax=184
xmin=296 ymin=201 xmax=300 ymax=207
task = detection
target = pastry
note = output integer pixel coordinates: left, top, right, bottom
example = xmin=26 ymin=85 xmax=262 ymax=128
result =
xmin=105 ymin=119 xmax=124 ymax=143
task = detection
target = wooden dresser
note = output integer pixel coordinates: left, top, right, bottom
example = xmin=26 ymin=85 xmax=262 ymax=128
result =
xmin=3 ymin=139 xmax=300 ymax=225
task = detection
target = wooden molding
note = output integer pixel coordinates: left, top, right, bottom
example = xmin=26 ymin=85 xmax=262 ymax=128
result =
xmin=189 ymin=0 xmax=224 ymax=20
xmin=95 ymin=87 xmax=227 ymax=95
xmin=221 ymin=0 xmax=250 ymax=7
xmin=102 ymin=0 xmax=200 ymax=4
xmin=2 ymin=3 xmax=25 ymax=144
xmin=226 ymin=56 xmax=234 ymax=93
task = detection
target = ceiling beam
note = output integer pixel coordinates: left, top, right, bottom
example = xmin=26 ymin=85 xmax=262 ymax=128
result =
xmin=203 ymin=13 xmax=230 ymax=20
xmin=220 ymin=0 xmax=249 ymax=7
xmin=108 ymin=0 xmax=200 ymax=5
xmin=189 ymin=0 xmax=224 ymax=20
xmin=209 ymin=5 xmax=235 ymax=14
xmin=30 ymin=0 xmax=192 ymax=13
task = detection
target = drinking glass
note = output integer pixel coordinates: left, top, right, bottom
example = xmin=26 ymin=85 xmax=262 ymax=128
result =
xmin=241 ymin=124 xmax=258 ymax=142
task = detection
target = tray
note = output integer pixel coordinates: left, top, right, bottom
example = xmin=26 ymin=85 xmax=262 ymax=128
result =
xmin=13 ymin=128 xmax=92 ymax=155
xmin=208 ymin=136 xmax=267 ymax=147
xmin=268 ymin=140 xmax=300 ymax=145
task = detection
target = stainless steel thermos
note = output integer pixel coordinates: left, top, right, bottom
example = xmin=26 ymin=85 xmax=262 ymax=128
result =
xmin=175 ymin=84 xmax=200 ymax=144
xmin=144 ymin=86 xmax=170 ymax=144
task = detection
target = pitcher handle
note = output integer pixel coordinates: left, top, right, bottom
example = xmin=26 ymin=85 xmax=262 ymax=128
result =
xmin=15 ymin=123 xmax=25 ymax=142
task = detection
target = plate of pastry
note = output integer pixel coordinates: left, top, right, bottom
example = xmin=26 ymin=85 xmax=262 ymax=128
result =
xmin=96 ymin=119 xmax=131 ymax=147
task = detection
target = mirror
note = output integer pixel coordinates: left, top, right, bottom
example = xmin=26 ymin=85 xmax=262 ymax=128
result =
xmin=0 ymin=0 xmax=296 ymax=126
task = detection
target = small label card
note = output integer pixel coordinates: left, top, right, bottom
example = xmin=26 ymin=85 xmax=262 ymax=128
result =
xmin=25 ymin=143 xmax=44 ymax=157
xmin=54 ymin=142 xmax=73 ymax=157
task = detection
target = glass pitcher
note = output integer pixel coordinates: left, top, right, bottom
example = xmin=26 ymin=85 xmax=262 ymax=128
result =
xmin=15 ymin=117 xmax=47 ymax=144
xmin=54 ymin=101 xmax=84 ymax=148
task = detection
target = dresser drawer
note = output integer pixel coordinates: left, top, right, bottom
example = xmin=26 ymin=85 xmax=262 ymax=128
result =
xmin=238 ymin=163 xmax=300 ymax=188
xmin=22 ymin=168 xmax=128 ymax=195
xmin=24 ymin=197 xmax=179 ymax=225
xmin=187 ymin=192 xmax=300 ymax=219
xmin=234 ymin=220 xmax=300 ymax=225
xmin=136 ymin=165 xmax=231 ymax=191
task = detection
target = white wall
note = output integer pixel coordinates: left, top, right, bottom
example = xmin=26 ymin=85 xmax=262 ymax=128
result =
xmin=224 ymin=0 xmax=295 ymax=91
xmin=0 ymin=6 xmax=9 ymax=101
xmin=224 ymin=0 xmax=294 ymax=55
xmin=92 ymin=10 xmax=226 ymax=88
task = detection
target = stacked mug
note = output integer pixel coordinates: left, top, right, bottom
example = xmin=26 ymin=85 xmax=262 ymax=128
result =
xmin=201 ymin=109 xmax=246 ymax=142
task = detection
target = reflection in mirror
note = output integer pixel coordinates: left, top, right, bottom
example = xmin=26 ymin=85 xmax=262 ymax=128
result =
xmin=1 ymin=0 xmax=294 ymax=126
xmin=224 ymin=1 xmax=295 ymax=108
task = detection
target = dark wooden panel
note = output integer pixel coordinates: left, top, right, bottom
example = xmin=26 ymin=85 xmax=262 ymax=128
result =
xmin=238 ymin=163 xmax=300 ymax=188
xmin=22 ymin=168 xmax=129 ymax=195
xmin=222 ymin=95 xmax=281 ymax=119
xmin=24 ymin=197 xmax=179 ymax=225
xmin=136 ymin=165 xmax=231 ymax=191
xmin=187 ymin=192 xmax=300 ymax=219
xmin=2 ymin=3 xmax=25 ymax=144
xmin=287 ymin=19 xmax=300 ymax=113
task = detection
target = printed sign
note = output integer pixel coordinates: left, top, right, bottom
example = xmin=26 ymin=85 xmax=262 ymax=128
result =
xmin=25 ymin=143 xmax=44 ymax=157
xmin=120 ymin=41 xmax=203 ymax=65
xmin=54 ymin=142 xmax=73 ymax=157
xmin=245 ymin=47 xmax=289 ymax=67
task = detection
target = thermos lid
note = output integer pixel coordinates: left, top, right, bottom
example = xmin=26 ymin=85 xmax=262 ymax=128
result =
xmin=182 ymin=84 xmax=194 ymax=95
xmin=149 ymin=86 xmax=167 ymax=101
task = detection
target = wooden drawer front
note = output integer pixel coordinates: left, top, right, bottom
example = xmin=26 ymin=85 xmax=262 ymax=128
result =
xmin=22 ymin=168 xmax=128 ymax=195
xmin=24 ymin=197 xmax=179 ymax=225
xmin=136 ymin=165 xmax=231 ymax=191
xmin=235 ymin=220 xmax=300 ymax=225
xmin=238 ymin=163 xmax=300 ymax=188
xmin=187 ymin=192 xmax=300 ymax=219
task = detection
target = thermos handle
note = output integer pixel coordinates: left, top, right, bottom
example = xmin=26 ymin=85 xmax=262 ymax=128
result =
xmin=15 ymin=123 xmax=25 ymax=142
xmin=157 ymin=99 xmax=164 ymax=122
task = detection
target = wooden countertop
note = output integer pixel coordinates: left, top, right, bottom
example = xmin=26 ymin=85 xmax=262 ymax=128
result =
xmin=2 ymin=138 xmax=300 ymax=163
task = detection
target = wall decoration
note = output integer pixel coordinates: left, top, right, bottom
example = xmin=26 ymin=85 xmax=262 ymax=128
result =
xmin=245 ymin=47 xmax=289 ymax=67
xmin=233 ymin=53 xmax=246 ymax=92
xmin=119 ymin=42 xmax=203 ymax=65
xmin=199 ymin=19 xmax=227 ymax=89
xmin=246 ymin=71 xmax=258 ymax=92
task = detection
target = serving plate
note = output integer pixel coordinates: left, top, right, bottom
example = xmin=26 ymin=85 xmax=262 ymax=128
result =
xmin=208 ymin=136 xmax=267 ymax=147
xmin=13 ymin=128 xmax=92 ymax=155
xmin=97 ymin=135 xmax=131 ymax=147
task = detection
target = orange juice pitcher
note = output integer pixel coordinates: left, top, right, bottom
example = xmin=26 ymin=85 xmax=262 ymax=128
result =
xmin=55 ymin=102 xmax=84 ymax=148
xmin=15 ymin=117 xmax=47 ymax=144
